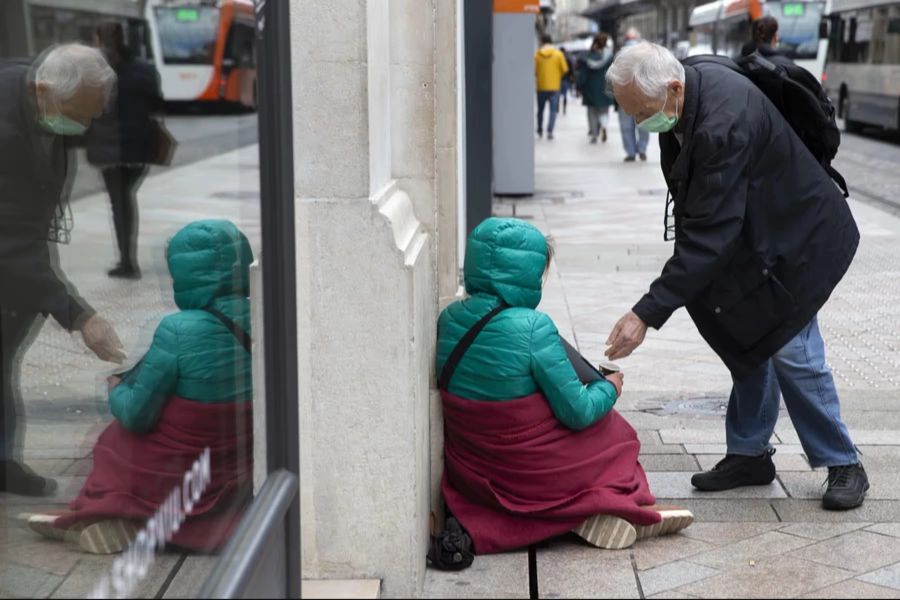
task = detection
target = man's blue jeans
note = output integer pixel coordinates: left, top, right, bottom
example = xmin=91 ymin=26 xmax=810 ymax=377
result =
xmin=537 ymin=91 xmax=560 ymax=135
xmin=726 ymin=316 xmax=858 ymax=468
xmin=618 ymin=110 xmax=649 ymax=157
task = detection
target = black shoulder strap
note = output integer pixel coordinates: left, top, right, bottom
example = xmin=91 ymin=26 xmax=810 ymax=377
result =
xmin=205 ymin=307 xmax=252 ymax=354
xmin=438 ymin=303 xmax=508 ymax=391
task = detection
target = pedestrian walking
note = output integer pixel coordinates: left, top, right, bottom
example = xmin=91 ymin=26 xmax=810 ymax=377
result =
xmin=87 ymin=21 xmax=166 ymax=279
xmin=0 ymin=45 xmax=125 ymax=496
xmin=559 ymin=47 xmax=575 ymax=116
xmin=617 ymin=28 xmax=650 ymax=161
xmin=577 ymin=33 xmax=615 ymax=144
xmin=534 ymin=34 xmax=568 ymax=140
xmin=604 ymin=42 xmax=868 ymax=511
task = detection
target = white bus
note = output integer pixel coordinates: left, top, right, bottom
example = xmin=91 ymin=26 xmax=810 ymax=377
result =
xmin=688 ymin=0 xmax=830 ymax=79
xmin=824 ymin=0 xmax=900 ymax=131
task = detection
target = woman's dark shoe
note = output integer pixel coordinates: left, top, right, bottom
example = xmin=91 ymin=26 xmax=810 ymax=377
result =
xmin=823 ymin=463 xmax=869 ymax=511
xmin=691 ymin=449 xmax=777 ymax=492
xmin=639 ymin=153 xmax=648 ymax=161
xmin=624 ymin=156 xmax=636 ymax=162
xmin=602 ymin=128 xmax=608 ymax=142
xmin=108 ymin=265 xmax=141 ymax=279
xmin=0 ymin=460 xmax=58 ymax=496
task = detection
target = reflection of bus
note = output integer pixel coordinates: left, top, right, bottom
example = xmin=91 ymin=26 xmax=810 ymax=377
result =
xmin=688 ymin=0 xmax=829 ymax=78
xmin=146 ymin=0 xmax=257 ymax=109
xmin=824 ymin=0 xmax=900 ymax=131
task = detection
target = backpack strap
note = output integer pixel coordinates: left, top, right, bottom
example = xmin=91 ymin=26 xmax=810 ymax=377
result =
xmin=438 ymin=303 xmax=508 ymax=391
xmin=824 ymin=163 xmax=850 ymax=198
xmin=205 ymin=307 xmax=252 ymax=354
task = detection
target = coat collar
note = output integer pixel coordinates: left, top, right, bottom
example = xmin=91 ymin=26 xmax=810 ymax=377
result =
xmin=661 ymin=64 xmax=701 ymax=184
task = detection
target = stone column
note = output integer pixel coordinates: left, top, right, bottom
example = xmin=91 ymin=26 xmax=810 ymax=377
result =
xmin=292 ymin=0 xmax=456 ymax=597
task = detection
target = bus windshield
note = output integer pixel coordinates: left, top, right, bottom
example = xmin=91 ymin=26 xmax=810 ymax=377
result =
xmin=155 ymin=5 xmax=220 ymax=65
xmin=765 ymin=1 xmax=825 ymax=59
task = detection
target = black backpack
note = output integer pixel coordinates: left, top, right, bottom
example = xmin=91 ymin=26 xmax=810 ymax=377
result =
xmin=682 ymin=52 xmax=848 ymax=197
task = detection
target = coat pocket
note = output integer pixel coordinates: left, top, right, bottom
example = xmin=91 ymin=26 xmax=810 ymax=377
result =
xmin=704 ymin=257 xmax=798 ymax=350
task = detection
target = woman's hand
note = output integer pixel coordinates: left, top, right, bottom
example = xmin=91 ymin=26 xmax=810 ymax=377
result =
xmin=606 ymin=372 xmax=624 ymax=397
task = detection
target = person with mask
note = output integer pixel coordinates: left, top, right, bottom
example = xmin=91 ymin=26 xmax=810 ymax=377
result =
xmin=0 ymin=44 xmax=126 ymax=496
xmin=604 ymin=42 xmax=868 ymax=511
xmin=87 ymin=21 xmax=165 ymax=279
xmin=617 ymin=28 xmax=650 ymax=161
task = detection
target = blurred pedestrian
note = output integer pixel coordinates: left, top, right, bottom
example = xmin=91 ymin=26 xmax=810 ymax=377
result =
xmin=740 ymin=15 xmax=795 ymax=68
xmin=87 ymin=21 xmax=165 ymax=280
xmin=0 ymin=45 xmax=125 ymax=496
xmin=28 ymin=220 xmax=254 ymax=554
xmin=605 ymin=42 xmax=867 ymax=511
xmin=534 ymin=34 xmax=569 ymax=140
xmin=559 ymin=47 xmax=575 ymax=115
xmin=577 ymin=33 xmax=614 ymax=144
xmin=617 ymin=28 xmax=650 ymax=161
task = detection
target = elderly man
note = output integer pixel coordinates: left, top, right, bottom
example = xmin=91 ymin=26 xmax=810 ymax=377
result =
xmin=604 ymin=42 xmax=867 ymax=510
xmin=0 ymin=44 xmax=125 ymax=496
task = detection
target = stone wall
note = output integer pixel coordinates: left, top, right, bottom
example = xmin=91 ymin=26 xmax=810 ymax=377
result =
xmin=292 ymin=0 xmax=459 ymax=596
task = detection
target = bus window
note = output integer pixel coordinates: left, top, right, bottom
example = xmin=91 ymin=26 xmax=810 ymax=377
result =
xmin=154 ymin=5 xmax=220 ymax=65
xmin=224 ymin=22 xmax=255 ymax=69
xmin=765 ymin=1 xmax=825 ymax=59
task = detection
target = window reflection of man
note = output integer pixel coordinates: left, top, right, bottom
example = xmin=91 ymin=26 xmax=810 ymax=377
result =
xmin=0 ymin=44 xmax=126 ymax=496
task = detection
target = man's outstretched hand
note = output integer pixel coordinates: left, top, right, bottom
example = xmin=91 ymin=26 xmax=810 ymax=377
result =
xmin=606 ymin=311 xmax=648 ymax=361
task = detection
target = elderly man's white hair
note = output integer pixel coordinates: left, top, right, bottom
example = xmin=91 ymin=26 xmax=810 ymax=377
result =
xmin=606 ymin=42 xmax=685 ymax=101
xmin=35 ymin=44 xmax=116 ymax=103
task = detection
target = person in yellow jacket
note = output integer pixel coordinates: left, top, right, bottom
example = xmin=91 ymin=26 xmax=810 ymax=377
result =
xmin=534 ymin=34 xmax=568 ymax=140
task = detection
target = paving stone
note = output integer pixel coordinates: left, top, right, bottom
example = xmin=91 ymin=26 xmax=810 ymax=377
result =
xmin=798 ymin=579 xmax=900 ymax=598
xmin=631 ymin=534 xmax=716 ymax=571
xmin=423 ymin=551 xmax=529 ymax=598
xmin=51 ymin=553 xmax=182 ymax=599
xmin=647 ymin=592 xmax=703 ymax=599
xmin=675 ymin=556 xmax=854 ymax=598
xmin=653 ymin=499 xmax=780 ymax=523
xmin=789 ymin=530 xmax=900 ymax=573
xmin=301 ymin=580 xmax=380 ymax=599
xmin=637 ymin=560 xmax=720 ymax=597
xmin=640 ymin=454 xmax=700 ymax=472
xmin=680 ymin=522 xmax=785 ymax=546
xmin=868 ymin=523 xmax=900 ymax=538
xmin=536 ymin=540 xmax=640 ymax=599
xmin=772 ymin=499 xmax=900 ymax=523
xmin=162 ymin=555 xmax=218 ymax=599
xmin=780 ymin=522 xmax=869 ymax=540
xmin=638 ymin=444 xmax=688 ymax=455
xmin=658 ymin=429 xmax=726 ymax=445
xmin=860 ymin=562 xmax=900 ymax=591
xmin=684 ymin=444 xmax=806 ymax=455
xmin=0 ymin=561 xmax=65 ymax=598
xmin=690 ymin=531 xmax=814 ymax=570
xmin=647 ymin=472 xmax=787 ymax=499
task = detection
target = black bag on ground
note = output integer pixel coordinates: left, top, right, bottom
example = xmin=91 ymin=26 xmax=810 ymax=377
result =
xmin=682 ymin=52 xmax=848 ymax=197
xmin=427 ymin=517 xmax=475 ymax=571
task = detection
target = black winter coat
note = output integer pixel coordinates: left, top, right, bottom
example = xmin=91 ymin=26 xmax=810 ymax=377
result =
xmin=86 ymin=56 xmax=163 ymax=166
xmin=0 ymin=60 xmax=92 ymax=329
xmin=632 ymin=62 xmax=859 ymax=377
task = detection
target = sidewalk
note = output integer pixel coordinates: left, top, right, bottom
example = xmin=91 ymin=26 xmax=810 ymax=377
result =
xmin=426 ymin=104 xmax=900 ymax=598
xmin=0 ymin=145 xmax=260 ymax=598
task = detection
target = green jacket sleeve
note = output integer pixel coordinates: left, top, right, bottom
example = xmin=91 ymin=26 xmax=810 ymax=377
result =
xmin=109 ymin=317 xmax=179 ymax=433
xmin=529 ymin=312 xmax=618 ymax=430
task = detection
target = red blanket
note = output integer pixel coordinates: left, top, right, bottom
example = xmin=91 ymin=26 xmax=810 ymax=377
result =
xmin=441 ymin=391 xmax=660 ymax=554
xmin=55 ymin=396 xmax=253 ymax=552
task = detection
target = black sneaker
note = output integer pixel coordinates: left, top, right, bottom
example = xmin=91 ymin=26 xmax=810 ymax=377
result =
xmin=823 ymin=463 xmax=868 ymax=511
xmin=108 ymin=265 xmax=141 ymax=279
xmin=548 ymin=132 xmax=554 ymax=140
xmin=639 ymin=153 xmax=648 ymax=161
xmin=0 ymin=460 xmax=58 ymax=496
xmin=624 ymin=156 xmax=636 ymax=162
xmin=691 ymin=449 xmax=777 ymax=492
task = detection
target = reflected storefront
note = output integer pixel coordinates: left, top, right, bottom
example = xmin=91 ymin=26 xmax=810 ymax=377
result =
xmin=0 ymin=0 xmax=299 ymax=597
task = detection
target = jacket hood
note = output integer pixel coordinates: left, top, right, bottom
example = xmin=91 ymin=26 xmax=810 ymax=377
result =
xmin=464 ymin=218 xmax=547 ymax=309
xmin=167 ymin=219 xmax=253 ymax=310
xmin=537 ymin=46 xmax=557 ymax=58
xmin=584 ymin=49 xmax=613 ymax=70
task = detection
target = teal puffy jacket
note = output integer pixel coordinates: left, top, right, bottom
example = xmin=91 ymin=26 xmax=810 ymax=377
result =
xmin=436 ymin=218 xmax=618 ymax=430
xmin=110 ymin=220 xmax=253 ymax=433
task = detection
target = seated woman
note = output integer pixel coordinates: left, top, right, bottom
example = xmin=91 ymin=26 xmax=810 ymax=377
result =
xmin=437 ymin=217 xmax=692 ymax=553
xmin=27 ymin=220 xmax=254 ymax=554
